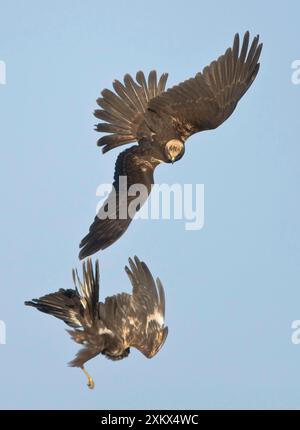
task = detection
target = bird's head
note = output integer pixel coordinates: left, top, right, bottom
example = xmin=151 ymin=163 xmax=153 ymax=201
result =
xmin=165 ymin=139 xmax=185 ymax=164
xmin=103 ymin=347 xmax=131 ymax=361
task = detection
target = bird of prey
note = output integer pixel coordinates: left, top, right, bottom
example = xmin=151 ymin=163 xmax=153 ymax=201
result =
xmin=25 ymin=256 xmax=167 ymax=389
xmin=79 ymin=31 xmax=262 ymax=259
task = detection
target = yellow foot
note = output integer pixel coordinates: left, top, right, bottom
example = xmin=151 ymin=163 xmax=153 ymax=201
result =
xmin=81 ymin=366 xmax=95 ymax=389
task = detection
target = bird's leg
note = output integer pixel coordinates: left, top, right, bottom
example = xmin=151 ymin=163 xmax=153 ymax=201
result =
xmin=81 ymin=366 xmax=95 ymax=389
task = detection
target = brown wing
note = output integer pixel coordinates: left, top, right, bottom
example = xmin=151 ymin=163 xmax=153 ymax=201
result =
xmin=25 ymin=259 xmax=100 ymax=329
xmin=25 ymin=289 xmax=83 ymax=329
xmin=25 ymin=259 xmax=111 ymax=368
xmin=79 ymin=146 xmax=156 ymax=259
xmin=95 ymin=70 xmax=168 ymax=153
xmin=148 ymin=32 xmax=262 ymax=140
xmin=71 ymin=259 xmax=100 ymax=327
xmin=125 ymin=256 xmax=165 ymax=318
xmin=97 ymin=256 xmax=167 ymax=358
xmin=124 ymin=256 xmax=168 ymax=358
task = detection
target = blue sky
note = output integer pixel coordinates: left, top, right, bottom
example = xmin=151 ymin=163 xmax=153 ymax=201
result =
xmin=0 ymin=0 xmax=300 ymax=409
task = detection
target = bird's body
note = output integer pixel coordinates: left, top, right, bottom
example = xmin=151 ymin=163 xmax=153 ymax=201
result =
xmin=79 ymin=32 xmax=263 ymax=259
xmin=25 ymin=257 xmax=168 ymax=388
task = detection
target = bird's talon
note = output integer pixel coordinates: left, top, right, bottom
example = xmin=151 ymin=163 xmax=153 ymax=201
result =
xmin=87 ymin=378 xmax=95 ymax=389
xmin=81 ymin=366 xmax=95 ymax=390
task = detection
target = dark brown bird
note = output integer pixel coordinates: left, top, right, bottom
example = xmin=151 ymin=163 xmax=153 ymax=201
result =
xmin=25 ymin=256 xmax=168 ymax=389
xmin=79 ymin=32 xmax=262 ymax=259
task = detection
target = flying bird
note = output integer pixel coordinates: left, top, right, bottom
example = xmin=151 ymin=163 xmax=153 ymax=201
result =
xmin=25 ymin=256 xmax=168 ymax=389
xmin=79 ymin=31 xmax=262 ymax=259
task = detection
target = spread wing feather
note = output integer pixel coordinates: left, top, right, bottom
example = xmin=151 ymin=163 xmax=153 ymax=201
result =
xmin=95 ymin=70 xmax=168 ymax=153
xmin=71 ymin=259 xmax=100 ymax=327
xmin=25 ymin=259 xmax=101 ymax=329
xmin=125 ymin=256 xmax=161 ymax=313
xmin=25 ymin=289 xmax=83 ymax=328
xmin=148 ymin=32 xmax=262 ymax=140
xmin=123 ymin=256 xmax=167 ymax=356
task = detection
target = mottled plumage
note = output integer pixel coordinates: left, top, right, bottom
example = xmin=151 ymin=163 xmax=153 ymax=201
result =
xmin=79 ymin=32 xmax=262 ymax=258
xmin=25 ymin=257 xmax=168 ymax=388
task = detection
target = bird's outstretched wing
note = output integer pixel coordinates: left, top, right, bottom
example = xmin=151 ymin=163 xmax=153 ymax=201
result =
xmin=95 ymin=70 xmax=168 ymax=153
xmin=123 ymin=256 xmax=168 ymax=358
xmin=71 ymin=259 xmax=100 ymax=327
xmin=79 ymin=146 xmax=156 ymax=259
xmin=148 ymin=32 xmax=262 ymax=140
xmin=125 ymin=256 xmax=165 ymax=318
xmin=25 ymin=259 xmax=100 ymax=329
xmin=25 ymin=260 xmax=114 ymax=368
xmin=98 ymin=256 xmax=167 ymax=358
xmin=25 ymin=288 xmax=83 ymax=328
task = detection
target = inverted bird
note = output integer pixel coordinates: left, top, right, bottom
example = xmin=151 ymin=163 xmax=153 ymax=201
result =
xmin=25 ymin=256 xmax=168 ymax=389
xmin=79 ymin=31 xmax=262 ymax=259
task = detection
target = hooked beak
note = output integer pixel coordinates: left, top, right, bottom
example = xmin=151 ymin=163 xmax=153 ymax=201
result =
xmin=171 ymin=157 xmax=175 ymax=164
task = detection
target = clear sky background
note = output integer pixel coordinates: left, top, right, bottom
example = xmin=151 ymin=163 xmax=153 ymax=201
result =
xmin=0 ymin=0 xmax=300 ymax=410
